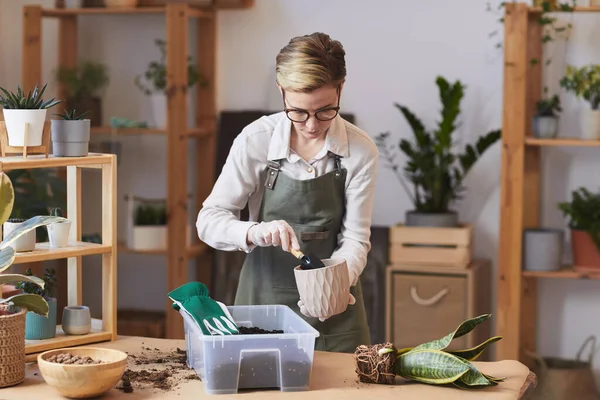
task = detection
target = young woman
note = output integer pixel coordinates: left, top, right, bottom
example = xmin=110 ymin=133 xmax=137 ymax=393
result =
xmin=196 ymin=32 xmax=379 ymax=353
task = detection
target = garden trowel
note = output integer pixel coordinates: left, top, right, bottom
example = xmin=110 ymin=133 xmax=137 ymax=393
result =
xmin=290 ymin=248 xmax=325 ymax=269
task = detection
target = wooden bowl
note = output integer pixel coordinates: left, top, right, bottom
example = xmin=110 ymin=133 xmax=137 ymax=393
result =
xmin=37 ymin=347 xmax=127 ymax=399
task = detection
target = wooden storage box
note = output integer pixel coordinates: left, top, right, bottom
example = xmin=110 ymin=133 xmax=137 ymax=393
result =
xmin=385 ymin=259 xmax=491 ymax=359
xmin=389 ymin=224 xmax=472 ymax=267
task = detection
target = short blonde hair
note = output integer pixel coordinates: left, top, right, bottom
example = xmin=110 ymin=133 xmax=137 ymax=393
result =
xmin=275 ymin=32 xmax=346 ymax=92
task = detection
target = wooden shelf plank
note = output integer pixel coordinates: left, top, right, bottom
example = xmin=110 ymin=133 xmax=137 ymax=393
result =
xmin=42 ymin=7 xmax=214 ymax=19
xmin=525 ymin=137 xmax=600 ymax=147
xmin=523 ymin=267 xmax=600 ymax=280
xmin=529 ymin=6 xmax=600 ymax=13
xmin=13 ymin=242 xmax=112 ymax=264
xmin=25 ymin=319 xmax=111 ymax=355
xmin=0 ymin=153 xmax=113 ymax=171
xmin=117 ymin=241 xmax=207 ymax=257
xmin=90 ymin=126 xmax=213 ymax=137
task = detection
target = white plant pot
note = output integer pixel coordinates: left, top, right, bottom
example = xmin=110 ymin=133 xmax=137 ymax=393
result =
xmin=64 ymin=0 xmax=83 ymax=7
xmin=132 ymin=226 xmax=167 ymax=250
xmin=2 ymin=109 xmax=47 ymax=147
xmin=142 ymin=93 xmax=193 ymax=129
xmin=47 ymin=220 xmax=71 ymax=248
xmin=580 ymin=107 xmax=600 ymax=140
xmin=294 ymin=258 xmax=351 ymax=319
xmin=2 ymin=221 xmax=36 ymax=252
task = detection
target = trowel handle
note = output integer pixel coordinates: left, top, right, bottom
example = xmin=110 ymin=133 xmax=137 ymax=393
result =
xmin=290 ymin=248 xmax=305 ymax=260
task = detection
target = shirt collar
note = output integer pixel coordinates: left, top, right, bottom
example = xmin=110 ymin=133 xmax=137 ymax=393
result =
xmin=267 ymin=113 xmax=349 ymax=161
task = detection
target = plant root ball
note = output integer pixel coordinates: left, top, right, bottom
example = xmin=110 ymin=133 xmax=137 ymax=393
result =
xmin=354 ymin=342 xmax=396 ymax=385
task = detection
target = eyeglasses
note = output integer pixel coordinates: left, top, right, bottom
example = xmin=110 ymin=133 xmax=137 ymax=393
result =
xmin=282 ymin=88 xmax=341 ymax=123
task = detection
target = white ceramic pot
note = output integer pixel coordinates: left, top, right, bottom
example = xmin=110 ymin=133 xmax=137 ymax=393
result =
xmin=64 ymin=0 xmax=83 ymax=7
xmin=47 ymin=220 xmax=71 ymax=248
xmin=2 ymin=109 xmax=47 ymax=147
xmin=132 ymin=226 xmax=166 ymax=250
xmin=580 ymin=107 xmax=600 ymax=140
xmin=149 ymin=93 xmax=167 ymax=129
xmin=3 ymin=221 xmax=36 ymax=252
xmin=294 ymin=258 xmax=351 ymax=320
xmin=532 ymin=116 xmax=558 ymax=138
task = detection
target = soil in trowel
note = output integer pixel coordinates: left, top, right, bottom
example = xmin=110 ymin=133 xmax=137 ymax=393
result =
xmin=116 ymin=346 xmax=199 ymax=394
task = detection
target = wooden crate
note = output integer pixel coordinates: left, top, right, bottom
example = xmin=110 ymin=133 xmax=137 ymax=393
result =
xmin=389 ymin=224 xmax=472 ymax=267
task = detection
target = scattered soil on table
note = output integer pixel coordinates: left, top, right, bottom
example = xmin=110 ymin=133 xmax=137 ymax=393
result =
xmin=47 ymin=353 xmax=103 ymax=365
xmin=115 ymin=345 xmax=199 ymax=394
xmin=238 ymin=326 xmax=284 ymax=334
xmin=354 ymin=342 xmax=397 ymax=385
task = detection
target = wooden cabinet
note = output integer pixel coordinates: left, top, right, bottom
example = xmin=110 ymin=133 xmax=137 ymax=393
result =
xmin=385 ymin=259 xmax=492 ymax=359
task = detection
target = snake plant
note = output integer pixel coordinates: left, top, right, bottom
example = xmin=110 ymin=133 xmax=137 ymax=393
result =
xmin=0 ymin=172 xmax=66 ymax=316
xmin=354 ymin=314 xmax=505 ymax=389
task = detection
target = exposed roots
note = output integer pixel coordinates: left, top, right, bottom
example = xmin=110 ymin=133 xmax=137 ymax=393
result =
xmin=354 ymin=342 xmax=397 ymax=385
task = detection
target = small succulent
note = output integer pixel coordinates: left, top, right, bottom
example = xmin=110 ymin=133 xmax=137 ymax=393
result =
xmin=0 ymin=83 xmax=62 ymax=110
xmin=50 ymin=207 xmax=63 ymax=217
xmin=54 ymin=109 xmax=89 ymax=120
xmin=535 ymin=94 xmax=562 ymax=117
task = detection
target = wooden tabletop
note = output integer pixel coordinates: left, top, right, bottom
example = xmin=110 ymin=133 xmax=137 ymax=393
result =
xmin=3 ymin=336 xmax=536 ymax=399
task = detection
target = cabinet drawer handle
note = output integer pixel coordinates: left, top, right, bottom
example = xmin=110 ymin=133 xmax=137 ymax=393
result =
xmin=410 ymin=286 xmax=449 ymax=306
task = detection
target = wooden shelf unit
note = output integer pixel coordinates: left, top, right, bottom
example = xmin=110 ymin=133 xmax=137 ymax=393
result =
xmin=495 ymin=2 xmax=600 ymax=364
xmin=0 ymin=153 xmax=117 ymax=358
xmin=21 ymin=2 xmax=243 ymax=338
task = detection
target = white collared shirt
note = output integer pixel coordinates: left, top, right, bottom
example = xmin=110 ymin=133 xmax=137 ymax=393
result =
xmin=196 ymin=112 xmax=379 ymax=286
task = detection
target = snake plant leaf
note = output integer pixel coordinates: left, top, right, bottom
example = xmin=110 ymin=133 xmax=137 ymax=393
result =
xmin=0 ymin=273 xmax=44 ymax=288
xmin=456 ymin=358 xmax=497 ymax=388
xmin=0 ymin=173 xmax=14 ymax=226
xmin=483 ymin=373 xmax=506 ymax=383
xmin=448 ymin=336 xmax=503 ymax=361
xmin=0 ymin=215 xmax=66 ymax=250
xmin=0 ymin=246 xmax=15 ymax=273
xmin=411 ymin=314 xmax=492 ymax=352
xmin=396 ymin=349 xmax=470 ymax=385
xmin=0 ymin=293 xmax=49 ymax=317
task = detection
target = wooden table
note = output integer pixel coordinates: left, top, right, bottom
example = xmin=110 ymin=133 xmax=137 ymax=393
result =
xmin=3 ymin=336 xmax=536 ymax=399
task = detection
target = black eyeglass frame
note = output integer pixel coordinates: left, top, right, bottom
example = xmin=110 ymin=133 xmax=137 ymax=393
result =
xmin=281 ymin=87 xmax=341 ymax=123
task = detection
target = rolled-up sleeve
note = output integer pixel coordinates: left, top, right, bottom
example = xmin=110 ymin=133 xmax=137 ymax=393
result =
xmin=331 ymin=150 xmax=379 ymax=286
xmin=196 ymin=134 xmax=259 ymax=253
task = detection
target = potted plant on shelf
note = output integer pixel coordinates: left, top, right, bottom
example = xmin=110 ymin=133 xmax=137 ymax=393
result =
xmin=375 ymin=75 xmax=501 ymax=227
xmin=134 ymin=38 xmax=207 ymax=129
xmin=46 ymin=208 xmax=71 ymax=248
xmin=3 ymin=212 xmax=36 ymax=253
xmin=130 ymin=202 xmax=167 ymax=250
xmin=557 ymin=187 xmax=600 ymax=271
xmin=56 ymin=61 xmax=109 ymax=127
xmin=533 ymin=87 xmax=561 ymax=138
xmin=0 ymin=172 xmax=64 ymax=388
xmin=15 ymin=268 xmax=58 ymax=340
xmin=559 ymin=64 xmax=600 ymax=140
xmin=51 ymin=109 xmax=91 ymax=157
xmin=0 ymin=84 xmax=61 ymax=147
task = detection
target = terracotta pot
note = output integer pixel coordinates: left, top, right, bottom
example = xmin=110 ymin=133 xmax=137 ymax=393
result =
xmin=1 ymin=285 xmax=21 ymax=299
xmin=293 ymin=258 xmax=350 ymax=319
xmin=571 ymin=229 xmax=600 ymax=271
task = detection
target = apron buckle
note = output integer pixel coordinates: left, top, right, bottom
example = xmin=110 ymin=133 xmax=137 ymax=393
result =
xmin=264 ymin=160 xmax=281 ymax=190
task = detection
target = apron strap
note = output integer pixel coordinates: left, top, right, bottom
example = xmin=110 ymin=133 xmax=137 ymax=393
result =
xmin=264 ymin=160 xmax=281 ymax=190
xmin=332 ymin=153 xmax=343 ymax=178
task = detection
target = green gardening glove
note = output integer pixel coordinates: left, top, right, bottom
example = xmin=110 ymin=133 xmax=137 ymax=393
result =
xmin=168 ymin=282 xmax=239 ymax=336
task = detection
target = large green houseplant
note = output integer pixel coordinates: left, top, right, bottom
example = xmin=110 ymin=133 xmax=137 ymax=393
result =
xmin=557 ymin=187 xmax=600 ymax=270
xmin=0 ymin=172 xmax=65 ymax=387
xmin=375 ymin=76 xmax=501 ymax=227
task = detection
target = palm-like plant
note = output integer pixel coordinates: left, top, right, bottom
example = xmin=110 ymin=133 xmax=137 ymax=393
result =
xmin=0 ymin=172 xmax=65 ymax=316
xmin=375 ymin=76 xmax=501 ymax=214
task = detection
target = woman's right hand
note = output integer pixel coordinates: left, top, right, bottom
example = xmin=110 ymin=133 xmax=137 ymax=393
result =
xmin=246 ymin=220 xmax=300 ymax=252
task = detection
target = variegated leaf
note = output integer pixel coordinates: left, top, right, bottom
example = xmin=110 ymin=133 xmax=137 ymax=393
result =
xmin=0 ymin=246 xmax=15 ymax=273
xmin=448 ymin=336 xmax=503 ymax=361
xmin=410 ymin=314 xmax=492 ymax=352
xmin=0 ymin=273 xmax=44 ymax=287
xmin=0 ymin=173 xmax=14 ymax=226
xmin=396 ymin=349 xmax=469 ymax=385
xmin=0 ymin=215 xmax=66 ymax=249
xmin=457 ymin=358 xmax=497 ymax=387
xmin=1 ymin=293 xmax=49 ymax=316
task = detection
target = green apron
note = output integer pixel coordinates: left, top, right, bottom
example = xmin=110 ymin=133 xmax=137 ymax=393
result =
xmin=234 ymin=152 xmax=371 ymax=353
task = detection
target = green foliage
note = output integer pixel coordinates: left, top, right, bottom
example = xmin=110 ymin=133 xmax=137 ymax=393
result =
xmin=135 ymin=203 xmax=167 ymax=226
xmin=135 ymin=39 xmax=208 ymax=95
xmin=375 ymin=76 xmax=501 ymax=214
xmin=54 ymin=109 xmax=89 ymax=120
xmin=536 ymin=87 xmax=562 ymax=117
xmin=560 ymin=64 xmax=600 ymax=110
xmin=56 ymin=61 xmax=109 ymax=101
xmin=15 ymin=268 xmax=57 ymax=300
xmin=0 ymin=84 xmax=61 ymax=110
xmin=557 ymin=187 xmax=600 ymax=251
xmin=50 ymin=207 xmax=63 ymax=217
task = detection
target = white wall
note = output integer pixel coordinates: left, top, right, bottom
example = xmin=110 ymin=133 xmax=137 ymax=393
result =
xmin=2 ymin=0 xmax=600 ymax=377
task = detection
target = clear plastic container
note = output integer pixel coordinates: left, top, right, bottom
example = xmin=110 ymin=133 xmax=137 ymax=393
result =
xmin=180 ymin=305 xmax=320 ymax=395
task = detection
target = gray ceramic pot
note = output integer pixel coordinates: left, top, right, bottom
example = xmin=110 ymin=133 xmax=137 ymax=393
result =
xmin=405 ymin=210 xmax=459 ymax=227
xmin=522 ymin=228 xmax=563 ymax=271
xmin=51 ymin=119 xmax=91 ymax=157
xmin=61 ymin=305 xmax=91 ymax=335
xmin=532 ymin=115 xmax=558 ymax=138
